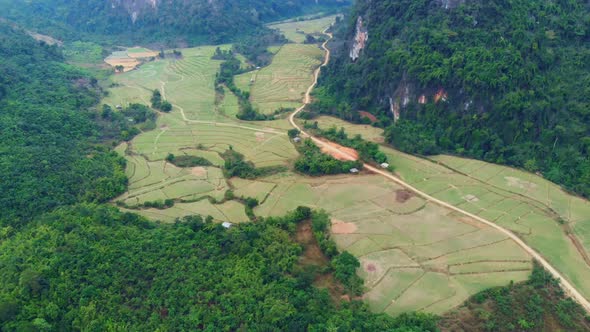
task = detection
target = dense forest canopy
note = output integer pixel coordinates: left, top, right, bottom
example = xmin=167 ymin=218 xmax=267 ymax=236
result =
xmin=318 ymin=0 xmax=590 ymax=197
xmin=0 ymin=23 xmax=126 ymax=226
xmin=0 ymin=0 xmax=350 ymax=45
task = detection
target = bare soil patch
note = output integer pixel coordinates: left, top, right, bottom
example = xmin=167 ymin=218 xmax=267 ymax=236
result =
xmin=104 ymin=58 xmax=140 ymax=72
xmin=297 ymin=221 xmax=329 ymax=266
xmin=358 ymin=111 xmax=377 ymax=123
xmin=318 ymin=139 xmax=359 ymax=161
xmin=395 ymin=189 xmax=415 ymax=203
xmin=191 ymin=167 xmax=207 ymax=177
xmin=331 ymin=219 xmax=358 ymax=234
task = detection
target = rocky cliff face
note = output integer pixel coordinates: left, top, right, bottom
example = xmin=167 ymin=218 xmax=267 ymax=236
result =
xmin=110 ymin=0 xmax=159 ymax=23
xmin=349 ymin=16 xmax=368 ymax=61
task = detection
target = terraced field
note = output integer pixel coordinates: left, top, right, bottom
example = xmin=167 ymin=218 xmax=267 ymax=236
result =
xmin=237 ymin=172 xmax=532 ymax=314
xmin=312 ymin=115 xmax=590 ymax=303
xmin=108 ymin=46 xmax=298 ymax=223
xmin=235 ymin=44 xmax=323 ymax=114
xmin=104 ymin=21 xmax=552 ymax=315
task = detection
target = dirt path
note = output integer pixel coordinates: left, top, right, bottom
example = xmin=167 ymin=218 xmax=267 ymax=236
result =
xmin=160 ymin=80 xmax=284 ymax=135
xmin=288 ymin=27 xmax=590 ymax=313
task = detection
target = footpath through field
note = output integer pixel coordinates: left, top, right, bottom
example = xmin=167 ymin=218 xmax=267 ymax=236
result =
xmin=288 ymin=28 xmax=590 ymax=314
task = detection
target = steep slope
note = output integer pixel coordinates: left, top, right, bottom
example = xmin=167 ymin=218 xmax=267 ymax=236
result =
xmin=0 ymin=22 xmax=127 ymax=225
xmin=317 ymin=0 xmax=590 ymax=198
xmin=0 ymin=0 xmax=350 ymax=44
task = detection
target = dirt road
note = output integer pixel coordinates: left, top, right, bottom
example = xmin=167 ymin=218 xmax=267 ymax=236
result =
xmin=288 ymin=28 xmax=590 ymax=313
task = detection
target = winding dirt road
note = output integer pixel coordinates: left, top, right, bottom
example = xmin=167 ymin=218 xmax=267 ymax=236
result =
xmin=289 ymin=28 xmax=590 ymax=313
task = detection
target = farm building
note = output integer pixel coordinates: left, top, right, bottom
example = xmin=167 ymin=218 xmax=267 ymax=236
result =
xmin=350 ymin=168 xmax=359 ymax=174
xmin=222 ymin=222 xmax=233 ymax=229
xmin=380 ymin=163 xmax=389 ymax=169
xmin=293 ymin=137 xmax=301 ymax=143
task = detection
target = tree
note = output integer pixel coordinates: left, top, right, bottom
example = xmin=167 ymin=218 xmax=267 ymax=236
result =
xmin=160 ymin=101 xmax=172 ymax=112
xmin=288 ymin=128 xmax=300 ymax=139
xmin=151 ymin=89 xmax=162 ymax=109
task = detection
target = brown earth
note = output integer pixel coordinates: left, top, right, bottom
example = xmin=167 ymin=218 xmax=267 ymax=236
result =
xmin=395 ymin=189 xmax=414 ymax=203
xmin=358 ymin=111 xmax=378 ymax=123
xmin=318 ymin=139 xmax=359 ymax=161
xmin=295 ymin=220 xmax=347 ymax=302
xmin=104 ymin=58 xmax=140 ymax=72
xmin=331 ymin=219 xmax=358 ymax=234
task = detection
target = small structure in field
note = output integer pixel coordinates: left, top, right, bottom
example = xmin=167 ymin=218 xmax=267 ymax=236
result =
xmin=293 ymin=137 xmax=301 ymax=143
xmin=380 ymin=163 xmax=390 ymax=169
xmin=222 ymin=222 xmax=233 ymax=229
xmin=116 ymin=105 xmax=123 ymax=110
xmin=350 ymin=168 xmax=359 ymax=174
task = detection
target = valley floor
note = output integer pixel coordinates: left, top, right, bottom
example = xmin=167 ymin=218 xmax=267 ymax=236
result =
xmin=102 ymin=15 xmax=590 ymax=316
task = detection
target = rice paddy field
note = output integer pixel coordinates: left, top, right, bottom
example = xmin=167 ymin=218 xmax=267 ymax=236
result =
xmin=235 ymin=44 xmax=324 ymax=114
xmin=241 ymin=172 xmax=532 ymax=314
xmin=313 ymin=115 xmax=590 ymax=303
xmin=102 ymin=21 xmax=561 ymax=315
xmin=107 ymin=45 xmax=299 ymax=222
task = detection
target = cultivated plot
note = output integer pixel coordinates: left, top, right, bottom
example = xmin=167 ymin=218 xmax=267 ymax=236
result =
xmin=107 ymin=46 xmax=299 ymax=223
xmin=313 ymin=115 xmax=590 ymax=302
xmin=235 ymin=44 xmax=324 ymax=114
xmin=248 ymin=173 xmax=532 ymax=314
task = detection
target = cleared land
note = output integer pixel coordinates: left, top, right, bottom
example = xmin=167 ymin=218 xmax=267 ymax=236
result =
xmin=268 ymin=15 xmax=340 ymax=43
xmin=106 ymin=38 xmax=537 ymax=315
xmin=313 ymin=115 xmax=590 ymax=305
xmin=244 ymin=172 xmax=532 ymax=314
xmin=104 ymin=47 xmax=158 ymax=72
xmin=235 ymin=44 xmax=324 ymax=114
xmin=108 ymin=46 xmax=298 ymax=221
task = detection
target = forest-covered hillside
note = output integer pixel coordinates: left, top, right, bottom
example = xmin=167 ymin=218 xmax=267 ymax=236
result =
xmin=0 ymin=22 xmax=127 ymax=226
xmin=317 ymin=0 xmax=590 ymax=198
xmin=0 ymin=0 xmax=349 ymax=45
xmin=0 ymin=204 xmax=439 ymax=331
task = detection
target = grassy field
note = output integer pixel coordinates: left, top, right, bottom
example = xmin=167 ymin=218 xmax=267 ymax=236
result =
xmin=268 ymin=15 xmax=340 ymax=43
xmin=313 ymin=115 xmax=590 ymax=303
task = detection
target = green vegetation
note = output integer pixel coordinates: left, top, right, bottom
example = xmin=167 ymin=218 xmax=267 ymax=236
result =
xmin=0 ymin=204 xmax=439 ymax=331
xmin=165 ymin=153 xmax=212 ymax=167
xmin=320 ymin=0 xmax=590 ymax=198
xmin=294 ymin=139 xmax=362 ymax=176
xmin=0 ymin=0 xmax=348 ymax=46
xmin=150 ymin=89 xmax=172 ymax=112
xmin=222 ymin=149 xmax=287 ymax=179
xmin=440 ymin=263 xmax=590 ymax=331
xmin=99 ymin=103 xmax=157 ymax=141
xmin=0 ymin=22 xmax=126 ymax=226
xmin=62 ymin=41 xmax=104 ymax=64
